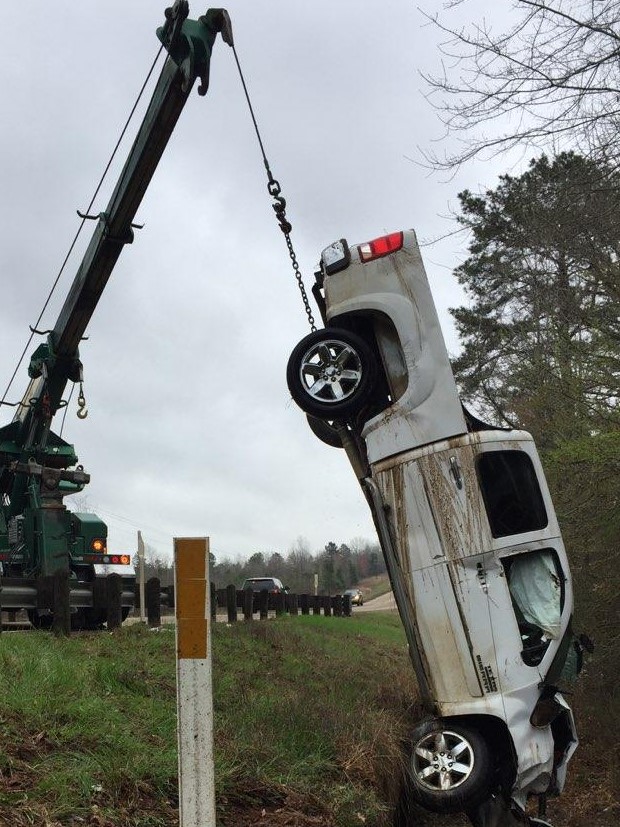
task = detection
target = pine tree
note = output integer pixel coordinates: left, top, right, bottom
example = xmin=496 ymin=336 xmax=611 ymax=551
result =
xmin=451 ymin=152 xmax=620 ymax=446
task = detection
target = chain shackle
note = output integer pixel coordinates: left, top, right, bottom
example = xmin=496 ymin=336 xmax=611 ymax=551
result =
xmin=268 ymin=178 xmax=282 ymax=197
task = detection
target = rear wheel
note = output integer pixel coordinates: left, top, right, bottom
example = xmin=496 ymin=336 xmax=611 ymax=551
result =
xmin=407 ymin=720 xmax=493 ymax=814
xmin=287 ymin=328 xmax=377 ymax=420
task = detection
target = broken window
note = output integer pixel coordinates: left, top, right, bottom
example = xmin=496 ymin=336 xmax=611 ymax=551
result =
xmin=477 ymin=450 xmax=548 ymax=538
xmin=502 ymin=549 xmax=565 ymax=666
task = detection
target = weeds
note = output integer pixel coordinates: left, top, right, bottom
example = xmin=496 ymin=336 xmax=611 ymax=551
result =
xmin=0 ymin=614 xmax=417 ymax=826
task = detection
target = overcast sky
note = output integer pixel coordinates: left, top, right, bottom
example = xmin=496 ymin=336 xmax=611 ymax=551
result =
xmin=0 ymin=1 xmax=518 ymax=563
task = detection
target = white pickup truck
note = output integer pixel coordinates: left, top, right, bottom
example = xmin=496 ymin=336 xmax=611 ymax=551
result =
xmin=287 ymin=230 xmax=580 ymax=825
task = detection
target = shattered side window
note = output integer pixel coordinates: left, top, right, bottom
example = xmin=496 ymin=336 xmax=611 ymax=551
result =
xmin=502 ymin=549 xmax=565 ymax=666
xmin=477 ymin=450 xmax=548 ymax=538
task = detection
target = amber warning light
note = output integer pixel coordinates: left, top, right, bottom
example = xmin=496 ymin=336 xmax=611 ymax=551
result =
xmin=358 ymin=231 xmax=403 ymax=262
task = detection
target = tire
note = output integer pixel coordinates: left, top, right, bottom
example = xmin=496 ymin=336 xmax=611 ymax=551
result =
xmin=406 ymin=719 xmax=493 ymax=814
xmin=27 ymin=610 xmax=53 ymax=630
xmin=287 ymin=328 xmax=377 ymax=420
xmin=306 ymin=414 xmax=345 ymax=448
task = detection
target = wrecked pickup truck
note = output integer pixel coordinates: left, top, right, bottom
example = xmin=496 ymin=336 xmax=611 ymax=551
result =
xmin=286 ymin=230 xmax=581 ymax=824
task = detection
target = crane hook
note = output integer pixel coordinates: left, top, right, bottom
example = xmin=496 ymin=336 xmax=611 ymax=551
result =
xmin=77 ymin=384 xmax=88 ymax=419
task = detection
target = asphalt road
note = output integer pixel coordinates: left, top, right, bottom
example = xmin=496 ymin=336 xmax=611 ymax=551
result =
xmin=356 ymin=591 xmax=397 ymax=612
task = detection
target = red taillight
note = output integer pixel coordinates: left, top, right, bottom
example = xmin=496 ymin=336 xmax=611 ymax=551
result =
xmin=358 ymin=231 xmax=403 ymax=262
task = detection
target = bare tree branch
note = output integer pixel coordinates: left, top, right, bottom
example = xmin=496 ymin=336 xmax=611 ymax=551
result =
xmin=421 ymin=1 xmax=620 ymax=171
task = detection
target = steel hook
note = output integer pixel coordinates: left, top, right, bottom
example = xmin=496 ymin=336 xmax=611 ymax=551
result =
xmin=77 ymin=385 xmax=88 ymax=419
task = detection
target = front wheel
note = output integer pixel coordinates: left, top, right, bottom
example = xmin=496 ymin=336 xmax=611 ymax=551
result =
xmin=287 ymin=328 xmax=377 ymax=420
xmin=406 ymin=720 xmax=493 ymax=814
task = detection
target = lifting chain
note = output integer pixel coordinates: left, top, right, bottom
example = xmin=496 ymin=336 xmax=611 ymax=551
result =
xmin=231 ymin=43 xmax=316 ymax=332
xmin=267 ymin=178 xmax=316 ymax=332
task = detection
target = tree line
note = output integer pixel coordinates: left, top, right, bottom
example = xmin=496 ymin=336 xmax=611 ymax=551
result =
xmin=141 ymin=537 xmax=386 ymax=594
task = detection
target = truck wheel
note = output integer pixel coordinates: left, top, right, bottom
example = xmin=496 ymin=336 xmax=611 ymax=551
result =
xmin=27 ymin=610 xmax=53 ymax=630
xmin=306 ymin=415 xmax=345 ymax=448
xmin=406 ymin=720 xmax=493 ymax=814
xmin=287 ymin=328 xmax=377 ymax=420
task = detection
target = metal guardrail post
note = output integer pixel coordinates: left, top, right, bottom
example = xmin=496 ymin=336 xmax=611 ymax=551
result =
xmin=259 ymin=589 xmax=269 ymax=619
xmin=226 ymin=585 xmax=237 ymax=623
xmin=274 ymin=592 xmax=286 ymax=617
xmin=242 ymin=588 xmax=253 ymax=621
xmin=210 ymin=582 xmax=217 ymax=621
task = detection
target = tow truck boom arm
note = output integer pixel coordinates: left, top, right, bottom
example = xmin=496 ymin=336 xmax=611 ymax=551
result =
xmin=16 ymin=4 xmax=232 ymax=447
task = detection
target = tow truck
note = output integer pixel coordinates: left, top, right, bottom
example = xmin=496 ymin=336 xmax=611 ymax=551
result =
xmin=0 ymin=2 xmax=232 ymax=629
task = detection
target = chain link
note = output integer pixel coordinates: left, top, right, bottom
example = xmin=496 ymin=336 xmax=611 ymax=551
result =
xmin=268 ymin=177 xmax=316 ymax=331
xmin=284 ymin=231 xmax=316 ymax=332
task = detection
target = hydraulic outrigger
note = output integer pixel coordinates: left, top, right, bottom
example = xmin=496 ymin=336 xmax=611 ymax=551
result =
xmin=0 ymin=3 xmax=232 ymax=628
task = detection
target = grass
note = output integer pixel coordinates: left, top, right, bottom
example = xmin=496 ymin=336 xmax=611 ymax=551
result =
xmin=0 ymin=611 xmax=616 ymax=827
xmin=0 ymin=613 xmax=419 ymax=827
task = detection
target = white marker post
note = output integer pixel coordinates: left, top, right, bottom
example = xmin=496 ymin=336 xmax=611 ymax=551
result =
xmin=174 ymin=537 xmax=215 ymax=826
xmin=137 ymin=530 xmax=146 ymax=624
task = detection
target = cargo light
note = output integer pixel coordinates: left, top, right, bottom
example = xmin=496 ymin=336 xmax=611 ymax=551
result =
xmin=321 ymin=238 xmax=350 ymax=275
xmin=358 ymin=231 xmax=403 ymax=262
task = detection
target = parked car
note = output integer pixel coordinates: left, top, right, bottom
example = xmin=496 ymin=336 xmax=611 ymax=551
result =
xmin=241 ymin=577 xmax=288 ymax=593
xmin=287 ymin=230 xmax=581 ymax=824
xmin=343 ymin=588 xmax=364 ymax=606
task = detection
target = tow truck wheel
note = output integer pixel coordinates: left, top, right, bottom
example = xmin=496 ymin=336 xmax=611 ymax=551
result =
xmin=27 ymin=610 xmax=53 ymax=630
xmin=407 ymin=720 xmax=493 ymax=814
xmin=287 ymin=328 xmax=377 ymax=420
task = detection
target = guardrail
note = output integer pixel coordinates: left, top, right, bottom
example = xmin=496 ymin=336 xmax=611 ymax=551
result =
xmin=212 ymin=585 xmax=352 ymax=621
xmin=0 ymin=575 xmax=351 ymax=633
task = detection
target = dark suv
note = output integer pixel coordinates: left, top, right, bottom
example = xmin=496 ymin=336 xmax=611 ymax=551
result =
xmin=241 ymin=577 xmax=287 ymax=593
